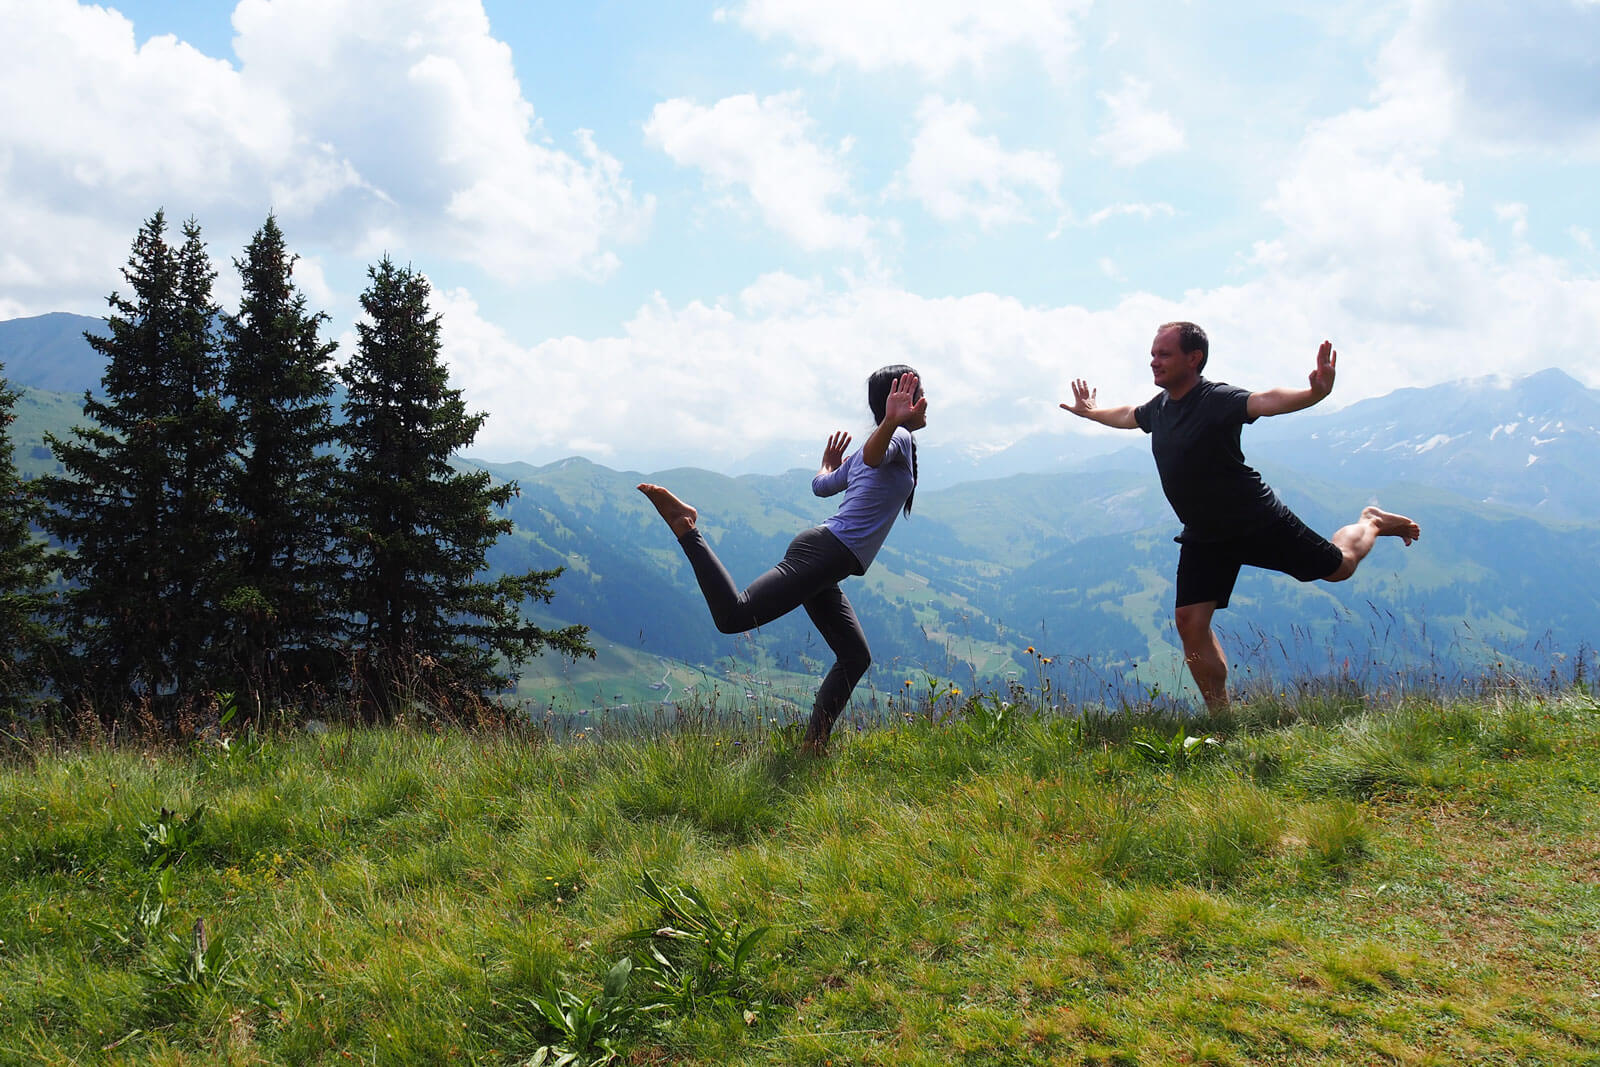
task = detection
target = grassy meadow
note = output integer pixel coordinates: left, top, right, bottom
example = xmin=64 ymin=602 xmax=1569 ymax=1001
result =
xmin=2 ymin=678 xmax=1599 ymax=1065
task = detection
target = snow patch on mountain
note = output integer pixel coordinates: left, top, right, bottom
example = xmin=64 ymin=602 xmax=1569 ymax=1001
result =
xmin=1415 ymin=433 xmax=1452 ymax=453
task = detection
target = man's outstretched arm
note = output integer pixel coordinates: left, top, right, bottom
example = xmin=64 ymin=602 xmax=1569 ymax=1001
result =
xmin=1061 ymin=378 xmax=1139 ymax=430
xmin=1248 ymin=340 xmax=1337 ymax=418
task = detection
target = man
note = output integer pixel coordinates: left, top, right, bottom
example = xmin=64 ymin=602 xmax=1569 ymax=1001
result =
xmin=1061 ymin=321 xmax=1420 ymax=709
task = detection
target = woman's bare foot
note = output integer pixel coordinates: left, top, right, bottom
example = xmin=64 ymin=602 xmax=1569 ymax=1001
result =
xmin=1362 ymin=505 xmax=1420 ymax=545
xmin=637 ymin=483 xmax=697 ymax=537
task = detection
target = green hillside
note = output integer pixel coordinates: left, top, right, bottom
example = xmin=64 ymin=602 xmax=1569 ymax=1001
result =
xmin=477 ymin=450 xmax=1600 ymax=715
xmin=10 ymin=381 xmax=1599 ymax=717
xmin=7 ymin=387 xmax=78 ymax=481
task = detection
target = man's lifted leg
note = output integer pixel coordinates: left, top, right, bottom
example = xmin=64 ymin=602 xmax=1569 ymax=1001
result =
xmin=1326 ymin=506 xmax=1420 ymax=582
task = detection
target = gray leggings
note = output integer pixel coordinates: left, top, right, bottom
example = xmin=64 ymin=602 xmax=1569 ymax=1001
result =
xmin=677 ymin=525 xmax=870 ymax=744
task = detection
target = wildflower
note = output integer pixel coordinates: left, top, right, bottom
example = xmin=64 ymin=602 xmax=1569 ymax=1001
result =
xmin=1042 ymin=657 xmax=1053 ymax=665
xmin=1026 ymin=646 xmax=1035 ymax=654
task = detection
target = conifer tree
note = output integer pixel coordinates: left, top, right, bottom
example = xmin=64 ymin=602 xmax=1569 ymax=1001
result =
xmin=218 ymin=215 xmax=341 ymax=713
xmin=336 ymin=257 xmax=590 ymax=717
xmin=37 ymin=212 xmax=232 ymax=718
xmin=0 ymin=367 xmax=55 ymax=717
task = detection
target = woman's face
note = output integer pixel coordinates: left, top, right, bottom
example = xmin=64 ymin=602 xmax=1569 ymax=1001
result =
xmin=906 ymin=386 xmax=928 ymax=430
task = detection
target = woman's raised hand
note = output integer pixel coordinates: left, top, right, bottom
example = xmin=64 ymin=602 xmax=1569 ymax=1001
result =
xmin=884 ymin=372 xmax=926 ymax=426
xmin=820 ymin=430 xmax=852 ymax=473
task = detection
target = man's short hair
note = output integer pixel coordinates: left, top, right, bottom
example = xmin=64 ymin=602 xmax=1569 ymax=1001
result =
xmin=1160 ymin=321 xmax=1209 ymax=372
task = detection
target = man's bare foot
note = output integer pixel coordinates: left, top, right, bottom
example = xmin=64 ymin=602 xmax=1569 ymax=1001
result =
xmin=1363 ymin=505 xmax=1420 ymax=545
xmin=637 ymin=483 xmax=697 ymax=537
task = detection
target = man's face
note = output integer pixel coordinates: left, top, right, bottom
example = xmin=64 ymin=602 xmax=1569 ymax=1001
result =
xmin=1150 ymin=328 xmax=1200 ymax=389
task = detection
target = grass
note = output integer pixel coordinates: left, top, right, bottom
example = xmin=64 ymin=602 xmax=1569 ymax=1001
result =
xmin=1 ymin=685 xmax=1598 ymax=1064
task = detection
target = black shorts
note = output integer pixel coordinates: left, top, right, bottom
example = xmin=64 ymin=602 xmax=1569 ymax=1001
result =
xmin=1174 ymin=512 xmax=1343 ymax=609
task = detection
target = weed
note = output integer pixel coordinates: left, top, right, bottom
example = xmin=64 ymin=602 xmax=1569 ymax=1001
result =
xmin=905 ymin=672 xmax=963 ymax=724
xmin=143 ymin=917 xmax=233 ymax=1020
xmin=137 ymin=866 xmax=177 ymax=936
xmin=523 ymin=956 xmax=645 ymax=1066
xmin=623 ymin=869 xmax=772 ymax=1023
xmin=139 ymin=804 xmax=206 ymax=870
xmin=958 ymin=692 xmax=1018 ymax=747
xmin=1131 ymin=726 xmax=1222 ymax=769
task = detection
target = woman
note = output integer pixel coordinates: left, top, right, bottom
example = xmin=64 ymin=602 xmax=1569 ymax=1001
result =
xmin=638 ymin=366 xmax=926 ymax=752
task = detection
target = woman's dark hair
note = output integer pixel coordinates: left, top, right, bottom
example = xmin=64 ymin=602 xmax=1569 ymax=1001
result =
xmin=867 ymin=364 xmax=919 ymax=517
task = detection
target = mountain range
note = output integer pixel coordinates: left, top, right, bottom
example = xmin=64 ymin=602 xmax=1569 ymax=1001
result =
xmin=4 ymin=312 xmax=1596 ymax=718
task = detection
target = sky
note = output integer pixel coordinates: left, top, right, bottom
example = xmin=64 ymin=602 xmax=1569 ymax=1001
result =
xmin=2 ymin=0 xmax=1598 ymax=476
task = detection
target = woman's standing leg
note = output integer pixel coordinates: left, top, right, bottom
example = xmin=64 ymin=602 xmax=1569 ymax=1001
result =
xmin=799 ymin=584 xmax=871 ymax=751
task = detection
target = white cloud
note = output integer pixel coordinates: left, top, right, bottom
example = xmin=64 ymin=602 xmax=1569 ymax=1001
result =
xmin=0 ymin=1 xmax=299 ymax=313
xmin=645 ymin=92 xmax=873 ymax=252
xmin=1405 ymin=0 xmax=1600 ymax=146
xmin=439 ymin=274 xmax=1220 ymax=470
xmin=1495 ymin=202 xmax=1529 ymax=241
xmin=1092 ymin=76 xmax=1186 ymax=167
xmin=1234 ymin=0 xmax=1600 ymax=391
xmin=1254 ymin=78 xmax=1489 ymax=329
xmin=0 ymin=0 xmax=649 ymax=316
xmin=718 ymin=0 xmax=1093 ymax=78
xmin=428 ymin=0 xmax=1600 ymax=474
xmin=1083 ymin=202 xmax=1176 ymax=226
xmin=230 ymin=0 xmax=651 ymax=279
xmin=1049 ymin=201 xmax=1174 ymax=239
xmin=897 ymin=96 xmax=1061 ymax=228
xmin=289 ymin=254 xmax=338 ymax=311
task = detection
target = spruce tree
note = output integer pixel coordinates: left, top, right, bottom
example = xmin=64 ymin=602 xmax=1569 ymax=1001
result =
xmin=336 ymin=257 xmax=590 ymax=718
xmin=218 ymin=215 xmax=341 ymax=714
xmin=37 ymin=212 xmax=232 ymax=719
xmin=0 ymin=367 xmax=55 ymax=717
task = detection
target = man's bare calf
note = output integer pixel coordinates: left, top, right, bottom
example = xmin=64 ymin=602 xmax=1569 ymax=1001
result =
xmin=1327 ymin=505 xmax=1421 ymax=582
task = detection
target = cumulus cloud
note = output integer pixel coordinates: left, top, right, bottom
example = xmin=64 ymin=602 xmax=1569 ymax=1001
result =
xmin=1083 ymin=202 xmax=1176 ymax=226
xmin=1406 ymin=0 xmax=1600 ymax=146
xmin=439 ymin=271 xmax=1210 ymax=471
xmin=645 ymin=92 xmax=873 ymax=252
xmin=231 ymin=0 xmax=651 ymax=278
xmin=897 ymin=96 xmax=1061 ymax=227
xmin=0 ymin=0 xmax=648 ymax=315
xmin=718 ymin=0 xmax=1093 ymax=78
xmin=1236 ymin=0 xmax=1600 ymax=391
xmin=438 ymin=0 xmax=1600 ymax=474
xmin=1092 ymin=76 xmax=1185 ymax=166
xmin=0 ymin=1 xmax=298 ymax=313
xmin=1495 ymin=202 xmax=1529 ymax=241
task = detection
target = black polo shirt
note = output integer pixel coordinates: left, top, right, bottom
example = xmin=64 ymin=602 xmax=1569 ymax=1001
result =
xmin=1134 ymin=378 xmax=1292 ymax=543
